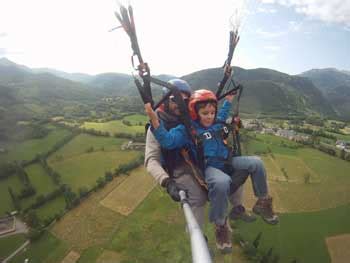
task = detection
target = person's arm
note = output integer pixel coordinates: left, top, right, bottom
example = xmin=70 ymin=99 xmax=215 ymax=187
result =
xmin=144 ymin=127 xmax=169 ymax=185
xmin=144 ymin=103 xmax=187 ymax=149
xmin=151 ymin=122 xmax=188 ymax=149
xmin=217 ymin=97 xmax=233 ymax=122
xmin=144 ymin=127 xmax=184 ymax=202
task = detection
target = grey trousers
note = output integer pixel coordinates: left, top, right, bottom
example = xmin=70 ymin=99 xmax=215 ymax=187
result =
xmin=174 ymin=173 xmax=244 ymax=230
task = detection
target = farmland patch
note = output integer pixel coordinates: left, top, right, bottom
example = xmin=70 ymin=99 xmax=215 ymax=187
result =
xmin=100 ymin=167 xmax=156 ymax=215
xmin=81 ymin=120 xmax=144 ymax=135
xmin=49 ymin=149 xmax=140 ymax=192
xmin=326 ymin=234 xmax=350 ymax=263
xmin=51 ymin=176 xmax=127 ymax=250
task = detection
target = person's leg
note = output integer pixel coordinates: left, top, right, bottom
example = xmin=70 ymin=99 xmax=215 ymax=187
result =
xmin=205 ymin=166 xmax=232 ymax=225
xmin=229 ymin=185 xmax=256 ymax=222
xmin=174 ymin=173 xmax=207 ymax=230
xmin=231 ymin=156 xmax=278 ymax=224
xmin=205 ymin=166 xmax=232 ymax=253
xmin=231 ymin=156 xmax=268 ymax=197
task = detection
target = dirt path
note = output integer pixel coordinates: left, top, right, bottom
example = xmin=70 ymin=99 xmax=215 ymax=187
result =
xmin=0 ymin=218 xmax=29 ymax=239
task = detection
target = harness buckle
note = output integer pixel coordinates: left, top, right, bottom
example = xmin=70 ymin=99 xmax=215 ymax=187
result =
xmin=223 ymin=126 xmax=229 ymax=134
xmin=202 ymin=132 xmax=212 ymax=140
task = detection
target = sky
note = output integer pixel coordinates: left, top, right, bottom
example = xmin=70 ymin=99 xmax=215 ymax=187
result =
xmin=0 ymin=0 xmax=350 ymax=77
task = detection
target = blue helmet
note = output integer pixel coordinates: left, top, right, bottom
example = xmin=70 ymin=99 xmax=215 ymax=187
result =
xmin=163 ymin=79 xmax=192 ymax=96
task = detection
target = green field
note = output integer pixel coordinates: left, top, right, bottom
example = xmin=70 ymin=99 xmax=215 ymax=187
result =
xmin=81 ymin=120 xmax=145 ymax=135
xmin=11 ymin=231 xmax=69 ymax=263
xmin=36 ymin=195 xmax=66 ymax=221
xmin=245 ymin=133 xmax=300 ymax=156
xmin=77 ymin=246 xmax=104 ymax=263
xmin=49 ymin=133 xmax=127 ymax=160
xmin=0 ymin=234 xmax=27 ymax=260
xmin=0 ymin=128 xmax=72 ymax=164
xmin=0 ymin=176 xmax=24 ymax=215
xmin=48 ymin=134 xmax=141 ymax=192
xmin=244 ymin=133 xmax=350 ymax=211
xmin=50 ymin=151 xmax=140 ymax=192
xmin=21 ymin=163 xmax=58 ymax=210
xmin=236 ymin=204 xmax=350 ymax=263
xmin=108 ymin=188 xmax=192 ymax=262
xmin=123 ymin=114 xmax=148 ymax=125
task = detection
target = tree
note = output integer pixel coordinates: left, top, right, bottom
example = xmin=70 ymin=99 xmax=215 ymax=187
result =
xmin=96 ymin=177 xmax=106 ymax=188
xmin=63 ymin=186 xmax=79 ymax=208
xmin=26 ymin=210 xmax=40 ymax=228
xmin=8 ymin=187 xmax=21 ymax=211
xmin=78 ymin=187 xmax=89 ymax=198
xmin=340 ymin=149 xmax=346 ymax=160
xmin=105 ymin=171 xmax=113 ymax=181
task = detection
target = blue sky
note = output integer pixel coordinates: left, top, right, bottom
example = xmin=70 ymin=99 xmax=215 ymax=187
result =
xmin=0 ymin=0 xmax=349 ymax=76
xmin=240 ymin=0 xmax=350 ymax=75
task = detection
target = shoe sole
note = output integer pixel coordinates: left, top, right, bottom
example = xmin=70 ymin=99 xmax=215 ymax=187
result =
xmin=253 ymin=208 xmax=279 ymax=225
xmin=230 ymin=214 xmax=257 ymax=223
xmin=216 ymin=243 xmax=233 ymax=254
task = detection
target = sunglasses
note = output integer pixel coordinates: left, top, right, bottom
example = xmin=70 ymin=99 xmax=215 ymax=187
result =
xmin=169 ymin=96 xmax=189 ymax=104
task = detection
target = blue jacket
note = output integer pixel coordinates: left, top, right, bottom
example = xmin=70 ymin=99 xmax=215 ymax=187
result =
xmin=152 ymin=100 xmax=232 ymax=171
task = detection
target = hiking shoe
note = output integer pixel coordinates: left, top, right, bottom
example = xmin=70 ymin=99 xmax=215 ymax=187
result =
xmin=215 ymin=219 xmax=233 ymax=254
xmin=229 ymin=205 xmax=257 ymax=223
xmin=253 ymin=196 xmax=279 ymax=225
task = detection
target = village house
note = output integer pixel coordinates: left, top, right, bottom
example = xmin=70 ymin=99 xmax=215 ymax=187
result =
xmin=0 ymin=148 xmax=7 ymax=153
xmin=121 ymin=141 xmax=146 ymax=150
xmin=276 ymin=129 xmax=296 ymax=140
xmin=242 ymin=119 xmax=263 ymax=131
xmin=261 ymin=128 xmax=275 ymax=135
xmin=335 ymin=140 xmax=350 ymax=150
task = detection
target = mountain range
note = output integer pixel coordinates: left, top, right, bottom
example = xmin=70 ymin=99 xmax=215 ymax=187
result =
xmin=1 ymin=57 xmax=350 ymax=123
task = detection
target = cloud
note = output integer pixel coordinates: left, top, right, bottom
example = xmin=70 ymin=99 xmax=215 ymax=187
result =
xmin=261 ymin=0 xmax=350 ymax=26
xmin=261 ymin=0 xmax=276 ymax=3
xmin=288 ymin=20 xmax=303 ymax=32
xmin=0 ymin=48 xmax=6 ymax=56
xmin=257 ymin=7 xmax=277 ymax=13
xmin=263 ymin=45 xmax=281 ymax=51
xmin=256 ymin=28 xmax=286 ymax=38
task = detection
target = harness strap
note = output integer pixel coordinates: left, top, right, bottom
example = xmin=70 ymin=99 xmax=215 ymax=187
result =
xmin=198 ymin=125 xmax=231 ymax=142
xmin=181 ymin=149 xmax=208 ymax=191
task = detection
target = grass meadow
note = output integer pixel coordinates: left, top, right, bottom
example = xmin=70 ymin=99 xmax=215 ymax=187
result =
xmin=243 ymin=133 xmax=350 ymax=212
xmin=49 ymin=133 xmax=127 ymax=160
xmin=48 ymin=134 xmax=141 ymax=192
xmin=81 ymin=120 xmax=145 ymax=135
xmin=11 ymin=231 xmax=69 ymax=263
xmin=236 ymin=204 xmax=350 ymax=263
xmin=0 ymin=175 xmax=23 ymax=215
xmin=36 ymin=195 xmax=66 ymax=221
xmin=108 ymin=188 xmax=192 ymax=262
xmin=0 ymin=128 xmax=72 ymax=164
xmin=0 ymin=234 xmax=27 ymax=261
xmin=21 ymin=163 xmax=58 ymax=210
xmin=123 ymin=113 xmax=148 ymax=125
xmin=239 ymin=132 xmax=350 ymax=262
xmin=49 ymin=150 xmax=140 ymax=192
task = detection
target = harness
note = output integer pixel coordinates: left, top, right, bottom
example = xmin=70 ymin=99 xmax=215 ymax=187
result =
xmin=197 ymin=122 xmax=235 ymax=174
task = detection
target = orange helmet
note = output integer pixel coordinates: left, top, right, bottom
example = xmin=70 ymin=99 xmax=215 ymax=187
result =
xmin=188 ymin=89 xmax=217 ymax=120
